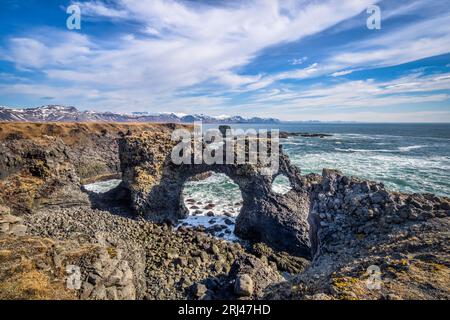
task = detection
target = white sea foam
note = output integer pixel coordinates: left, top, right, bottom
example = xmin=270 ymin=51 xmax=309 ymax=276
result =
xmin=289 ymin=150 xmax=450 ymax=196
xmin=177 ymin=216 xmax=239 ymax=242
xmin=398 ymin=145 xmax=425 ymax=152
xmin=83 ymin=179 xmax=122 ymax=193
xmin=272 ymin=175 xmax=292 ymax=195
xmin=180 ymin=172 xmax=243 ymax=242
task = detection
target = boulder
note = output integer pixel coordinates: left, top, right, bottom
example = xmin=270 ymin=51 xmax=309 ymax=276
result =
xmin=234 ymin=274 xmax=254 ymax=297
xmin=229 ymin=254 xmax=283 ymax=298
xmin=191 ymin=283 xmax=208 ymax=299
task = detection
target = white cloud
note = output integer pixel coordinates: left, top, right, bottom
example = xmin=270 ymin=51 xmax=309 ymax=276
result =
xmin=247 ymin=72 xmax=450 ymax=112
xmin=1 ymin=32 xmax=92 ymax=70
xmin=331 ymin=13 xmax=450 ymax=68
xmin=72 ymin=1 xmax=129 ymax=18
xmin=331 ymin=70 xmax=355 ymax=77
xmin=1 ymin=0 xmax=377 ymax=109
xmin=1 ymin=0 xmax=449 ymax=121
xmin=245 ymin=63 xmax=321 ymax=91
xmin=290 ymin=57 xmax=308 ymax=65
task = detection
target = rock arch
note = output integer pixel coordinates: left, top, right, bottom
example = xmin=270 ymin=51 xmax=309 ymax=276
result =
xmin=118 ymin=131 xmax=312 ymax=257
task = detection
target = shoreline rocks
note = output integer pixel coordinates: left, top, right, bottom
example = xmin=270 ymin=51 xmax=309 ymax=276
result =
xmin=0 ymin=234 xmax=137 ymax=300
xmin=264 ymin=169 xmax=450 ymax=300
xmin=279 ymin=132 xmax=333 ymax=139
xmin=234 ymin=274 xmax=254 ymax=297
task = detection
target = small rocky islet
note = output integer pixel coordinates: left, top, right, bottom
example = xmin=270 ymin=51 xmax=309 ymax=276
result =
xmin=0 ymin=123 xmax=449 ymax=300
xmin=279 ymin=131 xmax=333 ymax=139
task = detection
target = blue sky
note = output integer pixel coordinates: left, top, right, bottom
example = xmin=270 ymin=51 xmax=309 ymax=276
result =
xmin=0 ymin=0 xmax=449 ymax=121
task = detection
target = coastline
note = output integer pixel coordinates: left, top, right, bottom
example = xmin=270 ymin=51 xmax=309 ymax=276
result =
xmin=0 ymin=122 xmax=449 ymax=300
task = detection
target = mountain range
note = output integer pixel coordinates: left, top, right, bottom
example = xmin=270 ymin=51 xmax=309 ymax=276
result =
xmin=0 ymin=105 xmax=280 ymax=124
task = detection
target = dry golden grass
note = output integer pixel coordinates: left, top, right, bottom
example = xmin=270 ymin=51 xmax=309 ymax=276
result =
xmin=0 ymin=269 xmax=75 ymax=300
xmin=0 ymin=122 xmax=190 ymax=146
xmin=0 ymin=236 xmax=77 ymax=300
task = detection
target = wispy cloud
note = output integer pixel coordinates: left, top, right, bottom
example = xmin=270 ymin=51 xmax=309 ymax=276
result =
xmin=331 ymin=70 xmax=355 ymax=77
xmin=290 ymin=57 xmax=308 ymax=65
xmin=330 ymin=13 xmax=450 ymax=68
xmin=240 ymin=72 xmax=450 ymax=116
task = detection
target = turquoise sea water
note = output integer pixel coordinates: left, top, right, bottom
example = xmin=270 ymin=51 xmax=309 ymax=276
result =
xmin=177 ymin=123 xmax=450 ymax=239
xmin=202 ymin=123 xmax=450 ymax=197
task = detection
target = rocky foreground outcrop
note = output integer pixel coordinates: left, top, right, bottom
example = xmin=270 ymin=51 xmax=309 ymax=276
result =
xmin=1 ymin=205 xmax=304 ymax=300
xmin=0 ymin=123 xmax=449 ymax=300
xmin=0 ymin=234 xmax=137 ymax=300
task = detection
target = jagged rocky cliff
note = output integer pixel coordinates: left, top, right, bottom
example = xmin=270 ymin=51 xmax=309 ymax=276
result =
xmin=265 ymin=169 xmax=450 ymax=299
xmin=0 ymin=122 xmax=180 ymax=213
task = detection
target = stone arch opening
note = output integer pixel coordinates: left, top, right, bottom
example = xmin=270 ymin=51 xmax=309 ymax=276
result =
xmin=119 ymin=134 xmax=312 ymax=257
xmin=178 ymin=171 xmax=244 ymax=241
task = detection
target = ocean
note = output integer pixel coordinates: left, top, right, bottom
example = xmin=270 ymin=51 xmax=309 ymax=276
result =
xmin=203 ymin=122 xmax=450 ymax=197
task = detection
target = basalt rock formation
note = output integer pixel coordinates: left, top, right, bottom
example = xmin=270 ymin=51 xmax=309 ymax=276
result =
xmin=119 ymin=131 xmax=312 ymax=257
xmin=18 ymin=206 xmax=291 ymax=300
xmin=118 ymin=129 xmax=450 ymax=262
xmin=307 ymin=169 xmax=450 ymax=258
xmin=0 ymin=135 xmax=89 ymax=214
xmin=0 ymin=122 xmax=180 ymax=214
xmin=266 ymin=169 xmax=450 ymax=299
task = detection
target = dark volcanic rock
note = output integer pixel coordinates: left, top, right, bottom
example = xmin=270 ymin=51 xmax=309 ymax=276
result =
xmin=234 ymin=274 xmax=254 ymax=297
xmin=22 ymin=206 xmax=280 ymax=300
xmin=187 ymin=171 xmax=213 ymax=182
xmin=279 ymin=131 xmax=333 ymax=139
xmin=230 ymin=255 xmax=283 ymax=298
xmin=119 ymin=131 xmax=312 ymax=257
xmin=265 ymin=169 xmax=450 ymax=300
xmin=0 ymin=136 xmax=89 ymax=214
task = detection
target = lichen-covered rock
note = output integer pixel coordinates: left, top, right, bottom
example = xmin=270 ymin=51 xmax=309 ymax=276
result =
xmin=0 ymin=123 xmax=182 ymax=214
xmin=0 ymin=137 xmax=89 ymax=214
xmin=307 ymin=169 xmax=450 ymax=259
xmin=0 ymin=209 xmax=28 ymax=237
xmin=229 ymin=254 xmax=284 ymax=299
xmin=234 ymin=274 xmax=254 ymax=297
xmin=24 ymin=206 xmax=274 ymax=300
xmin=250 ymin=242 xmax=309 ymax=274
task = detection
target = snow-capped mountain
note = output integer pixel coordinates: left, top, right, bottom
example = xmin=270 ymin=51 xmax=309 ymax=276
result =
xmin=0 ymin=105 xmax=280 ymax=124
